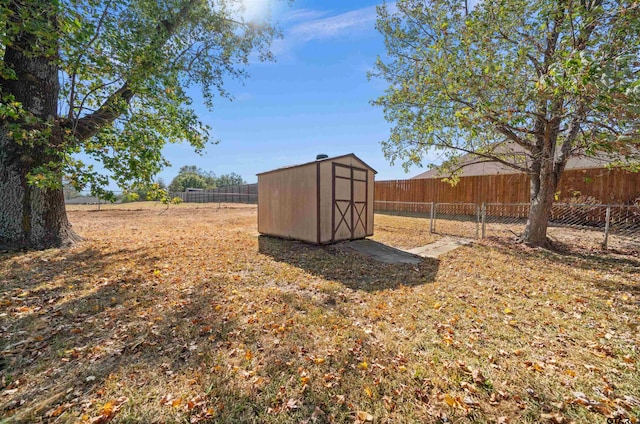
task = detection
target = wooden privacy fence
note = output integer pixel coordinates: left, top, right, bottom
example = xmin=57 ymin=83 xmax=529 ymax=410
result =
xmin=375 ymin=168 xmax=640 ymax=206
xmin=170 ymin=183 xmax=258 ymax=204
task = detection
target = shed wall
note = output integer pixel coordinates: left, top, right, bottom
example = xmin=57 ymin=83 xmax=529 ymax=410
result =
xmin=366 ymin=169 xmax=374 ymax=235
xmin=257 ymin=164 xmax=318 ymax=243
xmin=319 ymin=160 xmax=332 ymax=243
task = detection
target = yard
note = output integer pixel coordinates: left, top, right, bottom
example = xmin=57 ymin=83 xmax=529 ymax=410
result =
xmin=1 ymin=203 xmax=638 ymax=423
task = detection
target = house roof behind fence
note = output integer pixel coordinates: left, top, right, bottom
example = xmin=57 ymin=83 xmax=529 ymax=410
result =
xmin=412 ymin=143 xmax=632 ymax=179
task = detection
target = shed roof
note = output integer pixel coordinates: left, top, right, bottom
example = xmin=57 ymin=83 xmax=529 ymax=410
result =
xmin=257 ymin=153 xmax=377 ymax=176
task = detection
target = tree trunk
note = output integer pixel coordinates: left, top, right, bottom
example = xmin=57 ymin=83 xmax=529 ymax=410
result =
xmin=522 ymin=163 xmax=560 ymax=247
xmin=0 ymin=137 xmax=79 ymax=250
xmin=0 ymin=3 xmax=79 ymax=250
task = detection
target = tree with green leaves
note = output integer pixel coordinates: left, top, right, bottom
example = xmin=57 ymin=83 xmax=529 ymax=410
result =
xmin=372 ymin=0 xmax=640 ymax=246
xmin=216 ymin=172 xmax=244 ymax=187
xmin=0 ymin=0 xmax=280 ymax=249
xmin=167 ymin=166 xmax=244 ymax=192
xmin=121 ymin=178 xmax=167 ymax=202
xmin=168 ymin=165 xmax=217 ymax=192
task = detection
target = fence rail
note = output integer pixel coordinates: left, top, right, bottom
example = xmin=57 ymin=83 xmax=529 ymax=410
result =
xmin=374 ymin=201 xmax=640 ymax=251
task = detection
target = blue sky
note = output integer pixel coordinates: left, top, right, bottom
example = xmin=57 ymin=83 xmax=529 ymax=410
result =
xmin=155 ymin=0 xmax=436 ymax=186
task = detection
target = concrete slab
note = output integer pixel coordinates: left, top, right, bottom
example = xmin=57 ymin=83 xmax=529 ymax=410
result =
xmin=341 ymin=237 xmax=473 ymax=264
xmin=344 ymin=239 xmax=424 ymax=265
xmin=405 ymin=236 xmax=473 ymax=259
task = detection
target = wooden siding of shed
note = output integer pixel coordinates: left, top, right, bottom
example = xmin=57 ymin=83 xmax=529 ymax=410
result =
xmin=319 ymin=160 xmax=333 ymax=243
xmin=258 ymin=164 xmax=318 ymax=243
xmin=375 ymin=168 xmax=640 ymax=204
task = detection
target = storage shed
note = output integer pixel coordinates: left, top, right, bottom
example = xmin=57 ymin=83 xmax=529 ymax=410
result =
xmin=257 ymin=154 xmax=376 ymax=244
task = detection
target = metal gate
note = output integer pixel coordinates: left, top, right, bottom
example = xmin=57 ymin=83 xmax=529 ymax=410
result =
xmin=332 ymin=163 xmax=368 ymax=241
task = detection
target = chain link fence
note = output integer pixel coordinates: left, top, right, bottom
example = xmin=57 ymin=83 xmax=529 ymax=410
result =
xmin=432 ymin=203 xmax=481 ymax=239
xmin=374 ymin=201 xmax=640 ymax=252
xmin=373 ymin=201 xmax=434 ymax=215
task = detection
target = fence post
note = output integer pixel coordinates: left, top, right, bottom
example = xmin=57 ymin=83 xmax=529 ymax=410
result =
xmin=481 ymin=203 xmax=486 ymax=239
xmin=476 ymin=205 xmax=480 ymax=239
xmin=603 ymin=205 xmax=611 ymax=250
xmin=430 ymin=202 xmax=436 ymax=233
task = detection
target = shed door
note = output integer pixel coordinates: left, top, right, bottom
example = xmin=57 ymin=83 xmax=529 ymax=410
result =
xmin=332 ymin=163 xmax=368 ymax=241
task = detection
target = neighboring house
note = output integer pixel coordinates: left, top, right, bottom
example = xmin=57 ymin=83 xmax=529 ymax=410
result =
xmin=373 ymin=142 xmax=640 ymax=204
xmin=412 ymin=142 xmax=629 ymax=179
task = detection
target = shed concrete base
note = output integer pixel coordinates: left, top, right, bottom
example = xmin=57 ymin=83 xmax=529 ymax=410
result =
xmin=344 ymin=237 xmax=473 ymax=264
xmin=405 ymin=236 xmax=474 ymax=259
xmin=344 ymin=239 xmax=423 ymax=265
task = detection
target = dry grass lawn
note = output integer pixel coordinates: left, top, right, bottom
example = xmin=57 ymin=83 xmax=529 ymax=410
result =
xmin=1 ymin=203 xmax=638 ymax=423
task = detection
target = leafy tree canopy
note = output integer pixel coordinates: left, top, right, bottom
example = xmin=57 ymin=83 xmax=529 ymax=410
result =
xmin=167 ymin=166 xmax=245 ymax=192
xmin=216 ymin=172 xmax=245 ymax=187
xmin=372 ymin=0 xmax=640 ymax=176
xmin=168 ymin=170 xmax=214 ymax=192
xmin=371 ymin=0 xmax=640 ymax=245
xmin=121 ymin=178 xmax=167 ymax=202
xmin=1 ymin=0 xmax=280 ymax=200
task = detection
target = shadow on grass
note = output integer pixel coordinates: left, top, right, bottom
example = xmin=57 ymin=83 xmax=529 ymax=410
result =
xmin=0 ymin=237 xmax=377 ymax=422
xmin=257 ymin=235 xmax=438 ymax=292
xmin=0 ymin=245 xmax=242 ymax=422
xmin=480 ymin=238 xmax=640 ymax=294
xmin=484 ymin=236 xmax=640 ymax=266
xmin=0 ymin=247 xmax=148 ymax=292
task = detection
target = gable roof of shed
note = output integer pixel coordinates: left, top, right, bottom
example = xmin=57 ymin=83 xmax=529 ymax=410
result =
xmin=257 ymin=153 xmax=377 ymax=176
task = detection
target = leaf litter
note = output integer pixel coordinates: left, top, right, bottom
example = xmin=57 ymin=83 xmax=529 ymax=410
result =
xmin=0 ymin=202 xmax=638 ymax=423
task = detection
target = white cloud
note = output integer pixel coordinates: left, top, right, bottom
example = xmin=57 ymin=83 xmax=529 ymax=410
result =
xmin=280 ymin=8 xmax=330 ymax=24
xmin=232 ymin=92 xmax=254 ymax=102
xmin=287 ymin=5 xmax=380 ymax=43
xmin=260 ymin=3 xmax=397 ymax=63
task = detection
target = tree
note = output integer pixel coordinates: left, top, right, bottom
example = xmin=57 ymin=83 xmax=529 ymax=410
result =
xmin=168 ymin=174 xmax=208 ymax=192
xmin=122 ymin=178 xmax=167 ymax=202
xmin=168 ymin=165 xmax=217 ymax=192
xmin=216 ymin=172 xmax=244 ymax=187
xmin=372 ymin=0 xmax=640 ymax=246
xmin=0 ymin=0 xmax=279 ymax=249
xmin=167 ymin=166 xmax=245 ymax=191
